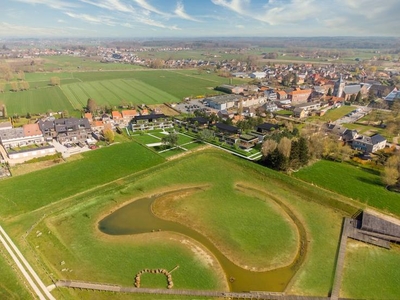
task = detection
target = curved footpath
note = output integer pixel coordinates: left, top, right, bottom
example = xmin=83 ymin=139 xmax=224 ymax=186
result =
xmin=0 ymin=225 xmax=55 ymax=300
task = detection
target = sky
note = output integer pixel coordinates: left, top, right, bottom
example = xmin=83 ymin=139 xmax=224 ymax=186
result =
xmin=1 ymin=0 xmax=399 ymax=38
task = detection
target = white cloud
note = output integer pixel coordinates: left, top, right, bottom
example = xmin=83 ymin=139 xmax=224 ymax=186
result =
xmin=211 ymin=0 xmax=250 ymax=15
xmin=174 ymin=1 xmax=200 ymax=22
xmin=57 ymin=19 xmax=66 ymax=23
xmin=0 ymin=22 xmax=87 ymax=36
xmin=65 ymin=12 xmax=116 ymax=26
xmin=235 ymin=24 xmax=244 ymax=29
xmin=13 ymin=0 xmax=78 ymax=10
xmin=133 ymin=0 xmax=168 ymax=16
xmin=79 ymin=0 xmax=135 ymax=14
xmin=210 ymin=0 xmax=400 ymax=35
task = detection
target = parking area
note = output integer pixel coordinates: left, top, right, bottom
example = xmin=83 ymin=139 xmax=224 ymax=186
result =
xmin=336 ymin=107 xmax=371 ymax=125
xmin=174 ymin=99 xmax=214 ymax=114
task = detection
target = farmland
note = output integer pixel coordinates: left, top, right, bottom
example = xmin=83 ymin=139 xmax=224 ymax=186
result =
xmin=0 ymin=86 xmax=74 ymax=115
xmin=1 ymin=68 xmax=242 ymax=115
xmin=61 ymin=78 xmax=180 ymax=109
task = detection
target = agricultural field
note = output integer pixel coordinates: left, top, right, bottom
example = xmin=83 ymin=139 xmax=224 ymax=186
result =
xmin=41 ymin=56 xmax=145 ymax=72
xmin=294 ymin=160 xmax=400 ymax=217
xmin=61 ymin=78 xmax=180 ymax=109
xmin=1 ymin=67 xmax=244 ymax=115
xmin=0 ymin=86 xmax=74 ymax=115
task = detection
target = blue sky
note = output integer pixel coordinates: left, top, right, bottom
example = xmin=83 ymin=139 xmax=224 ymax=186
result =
xmin=1 ymin=0 xmax=399 ymax=38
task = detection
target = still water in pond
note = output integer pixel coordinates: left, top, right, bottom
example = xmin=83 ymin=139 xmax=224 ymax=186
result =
xmin=98 ymin=192 xmax=301 ymax=292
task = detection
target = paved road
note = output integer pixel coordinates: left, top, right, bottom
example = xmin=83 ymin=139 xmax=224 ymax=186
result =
xmin=0 ymin=225 xmax=55 ymax=300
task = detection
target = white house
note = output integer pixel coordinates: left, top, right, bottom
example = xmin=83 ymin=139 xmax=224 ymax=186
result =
xmin=249 ymin=72 xmax=266 ymax=79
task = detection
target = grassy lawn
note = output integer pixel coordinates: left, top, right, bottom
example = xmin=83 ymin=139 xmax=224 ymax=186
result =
xmin=0 ymin=141 xmax=164 ymax=218
xmin=131 ymin=134 xmax=161 ymax=144
xmin=293 ymin=160 xmax=400 ymax=216
xmin=0 ymin=251 xmax=32 ymax=299
xmin=275 ymin=110 xmax=293 ymax=116
xmin=0 ymin=86 xmax=74 ymax=115
xmin=340 ymin=240 xmax=400 ymax=299
xmin=308 ymin=105 xmax=356 ymax=122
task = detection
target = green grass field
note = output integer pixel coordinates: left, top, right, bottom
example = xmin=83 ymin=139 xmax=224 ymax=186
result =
xmin=340 ymin=240 xmax=400 ymax=299
xmin=61 ymin=78 xmax=180 ymax=109
xmin=0 ymin=142 xmax=164 ymax=218
xmin=2 ymin=68 xmax=244 ymax=114
xmin=42 ymin=56 xmax=144 ymax=72
xmin=0 ymin=86 xmax=74 ymax=115
xmin=294 ymin=160 xmax=400 ymax=216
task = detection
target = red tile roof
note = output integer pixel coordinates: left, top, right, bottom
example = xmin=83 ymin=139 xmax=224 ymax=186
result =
xmin=112 ymin=111 xmax=122 ymax=119
xmin=23 ymin=123 xmax=41 ymax=137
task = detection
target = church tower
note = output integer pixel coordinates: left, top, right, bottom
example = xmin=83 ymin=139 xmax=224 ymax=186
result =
xmin=333 ymin=75 xmax=345 ymax=98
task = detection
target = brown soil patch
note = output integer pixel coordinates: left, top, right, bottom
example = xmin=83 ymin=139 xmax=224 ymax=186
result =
xmin=147 ymin=104 xmax=180 ymax=116
xmin=166 ymin=144 xmax=212 ymax=161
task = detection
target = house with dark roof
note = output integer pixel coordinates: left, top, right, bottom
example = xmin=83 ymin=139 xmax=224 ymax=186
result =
xmin=255 ymin=123 xmax=280 ymax=133
xmin=186 ymin=117 xmax=209 ymax=128
xmin=130 ymin=114 xmax=172 ymax=132
xmin=213 ymin=122 xmax=240 ymax=146
xmin=352 ymin=134 xmax=386 ymax=153
xmin=369 ymin=84 xmax=393 ymax=99
xmin=38 ymin=118 xmax=91 ymax=144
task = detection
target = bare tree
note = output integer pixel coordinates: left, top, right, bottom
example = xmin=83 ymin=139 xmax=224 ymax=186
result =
xmin=382 ymin=166 xmax=399 ymax=187
xmin=17 ymin=70 xmax=25 ymax=81
xmin=278 ymin=137 xmax=292 ymax=158
xmin=262 ymin=139 xmax=278 ymax=156
xmin=10 ymin=81 xmax=18 ymax=92
xmin=50 ymin=77 xmax=61 ymax=86
xmin=87 ymin=98 xmax=98 ymax=114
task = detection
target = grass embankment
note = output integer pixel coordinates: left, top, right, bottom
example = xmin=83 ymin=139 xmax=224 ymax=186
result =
xmin=0 ymin=141 xmax=164 ymax=218
xmin=293 ymin=160 xmax=400 ymax=217
xmin=0 ymin=251 xmax=32 ymax=299
xmin=340 ymin=240 xmax=400 ymax=299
